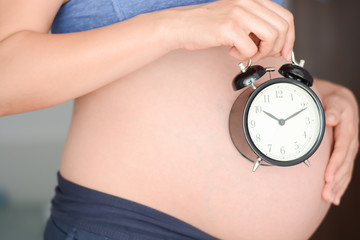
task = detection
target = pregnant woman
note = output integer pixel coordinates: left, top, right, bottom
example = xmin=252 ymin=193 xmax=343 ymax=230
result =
xmin=0 ymin=0 xmax=358 ymax=239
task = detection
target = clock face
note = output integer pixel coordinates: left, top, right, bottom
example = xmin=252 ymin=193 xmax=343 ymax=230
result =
xmin=245 ymin=81 xmax=323 ymax=163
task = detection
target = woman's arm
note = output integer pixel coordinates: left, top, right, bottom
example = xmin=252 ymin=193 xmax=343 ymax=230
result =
xmin=0 ymin=0 xmax=177 ymax=116
xmin=0 ymin=0 xmax=294 ymax=116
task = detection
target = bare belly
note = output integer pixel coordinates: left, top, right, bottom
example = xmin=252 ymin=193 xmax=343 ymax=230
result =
xmin=60 ymin=47 xmax=331 ymax=239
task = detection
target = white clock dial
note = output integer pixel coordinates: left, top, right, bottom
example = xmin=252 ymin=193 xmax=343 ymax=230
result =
xmin=247 ymin=82 xmax=321 ymax=161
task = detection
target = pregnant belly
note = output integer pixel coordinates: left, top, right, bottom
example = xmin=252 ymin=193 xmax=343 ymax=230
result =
xmin=60 ymin=49 xmax=332 ymax=239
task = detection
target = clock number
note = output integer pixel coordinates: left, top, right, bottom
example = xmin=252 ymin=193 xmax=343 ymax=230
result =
xmin=264 ymin=95 xmax=270 ymax=103
xmin=294 ymin=141 xmax=299 ymax=150
xmin=291 ymin=93 xmax=294 ymax=101
xmin=256 ymin=134 xmax=261 ymax=142
xmin=250 ymin=120 xmax=256 ymax=128
xmin=305 ymin=117 xmax=311 ymax=125
xmin=276 ymin=90 xmax=283 ymax=99
xmin=267 ymin=144 xmax=272 ymax=152
xmin=255 ymin=106 xmax=262 ymax=113
xmin=280 ymin=146 xmax=286 ymax=155
xmin=301 ymin=102 xmax=306 ymax=108
xmin=303 ymin=131 xmax=307 ymax=138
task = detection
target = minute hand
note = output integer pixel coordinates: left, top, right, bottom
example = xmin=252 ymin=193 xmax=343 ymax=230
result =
xmin=284 ymin=107 xmax=308 ymax=122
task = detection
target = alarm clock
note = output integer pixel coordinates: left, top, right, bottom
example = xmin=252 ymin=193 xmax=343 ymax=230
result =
xmin=229 ymin=53 xmax=325 ymax=172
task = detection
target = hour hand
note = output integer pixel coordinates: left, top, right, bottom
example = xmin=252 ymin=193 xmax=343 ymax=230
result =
xmin=263 ymin=110 xmax=281 ymax=122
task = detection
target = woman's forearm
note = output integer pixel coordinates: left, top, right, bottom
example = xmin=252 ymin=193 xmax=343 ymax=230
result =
xmin=0 ymin=0 xmax=296 ymax=117
xmin=0 ymin=12 xmax=176 ymax=116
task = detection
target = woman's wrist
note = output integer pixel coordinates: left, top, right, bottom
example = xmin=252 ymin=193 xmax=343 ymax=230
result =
xmin=144 ymin=9 xmax=185 ymax=53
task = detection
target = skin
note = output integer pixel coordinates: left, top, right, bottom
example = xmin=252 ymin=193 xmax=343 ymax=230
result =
xmin=59 ymin=50 xmax=333 ymax=240
xmin=0 ymin=0 xmax=358 ymax=238
xmin=315 ymin=79 xmax=359 ymax=205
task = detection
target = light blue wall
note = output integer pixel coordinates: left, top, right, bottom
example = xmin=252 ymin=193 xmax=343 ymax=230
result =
xmin=0 ymin=101 xmax=73 ymax=205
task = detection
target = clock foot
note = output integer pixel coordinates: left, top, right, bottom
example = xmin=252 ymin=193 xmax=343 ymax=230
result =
xmin=304 ymin=160 xmax=311 ymax=167
xmin=253 ymin=158 xmax=262 ymax=172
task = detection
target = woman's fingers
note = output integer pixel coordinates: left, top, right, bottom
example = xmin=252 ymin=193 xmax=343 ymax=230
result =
xmin=235 ymin=0 xmax=293 ymax=62
xmin=319 ymin=84 xmax=359 ymax=205
xmin=229 ymin=30 xmax=258 ymax=60
xmin=233 ymin=0 xmax=295 ymax=61
xmin=233 ymin=6 xmax=279 ymax=62
xmin=322 ymin=182 xmax=335 ymax=203
xmin=324 ymin=96 xmax=342 ymax=127
xmin=331 ymin=135 xmax=358 ymax=204
xmin=176 ymin=0 xmax=295 ymax=62
xmin=323 ymin=96 xmax=347 ymax=183
xmin=324 ymin=118 xmax=351 ymax=183
xmin=333 ymin=173 xmax=352 ymax=205
xmin=322 ymin=114 xmax=356 ymax=205
xmin=254 ymin=0 xmax=295 ymax=60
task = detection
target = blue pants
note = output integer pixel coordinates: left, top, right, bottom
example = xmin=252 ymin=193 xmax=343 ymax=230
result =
xmin=44 ymin=217 xmax=111 ymax=240
xmin=45 ymin=173 xmax=217 ymax=240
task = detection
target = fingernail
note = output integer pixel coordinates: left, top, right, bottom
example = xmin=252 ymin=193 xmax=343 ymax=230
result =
xmin=326 ymin=114 xmax=335 ymax=122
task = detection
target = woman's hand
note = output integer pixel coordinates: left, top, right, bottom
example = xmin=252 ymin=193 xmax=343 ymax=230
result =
xmin=316 ymin=79 xmax=359 ymax=205
xmin=167 ymin=0 xmax=294 ymax=62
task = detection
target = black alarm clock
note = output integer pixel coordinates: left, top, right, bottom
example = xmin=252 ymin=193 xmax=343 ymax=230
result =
xmin=229 ymin=53 xmax=325 ymax=172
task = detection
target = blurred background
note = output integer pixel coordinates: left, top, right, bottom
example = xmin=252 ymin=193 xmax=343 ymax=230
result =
xmin=0 ymin=101 xmax=72 ymax=239
xmin=0 ymin=0 xmax=359 ymax=239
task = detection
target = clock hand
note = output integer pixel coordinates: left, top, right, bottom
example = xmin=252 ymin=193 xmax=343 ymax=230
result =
xmin=284 ymin=107 xmax=308 ymax=122
xmin=262 ymin=110 xmax=281 ymax=123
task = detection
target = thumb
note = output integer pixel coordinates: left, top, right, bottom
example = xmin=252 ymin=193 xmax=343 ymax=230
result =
xmin=325 ymin=109 xmax=340 ymax=126
xmin=323 ymin=95 xmax=342 ymax=127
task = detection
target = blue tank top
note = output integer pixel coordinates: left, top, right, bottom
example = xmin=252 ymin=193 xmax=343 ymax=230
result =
xmin=51 ymin=0 xmax=284 ymax=33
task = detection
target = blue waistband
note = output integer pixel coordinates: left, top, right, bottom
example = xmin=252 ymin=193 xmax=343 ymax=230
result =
xmin=50 ymin=173 xmax=218 ymax=240
xmin=51 ymin=0 xmax=283 ymax=34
